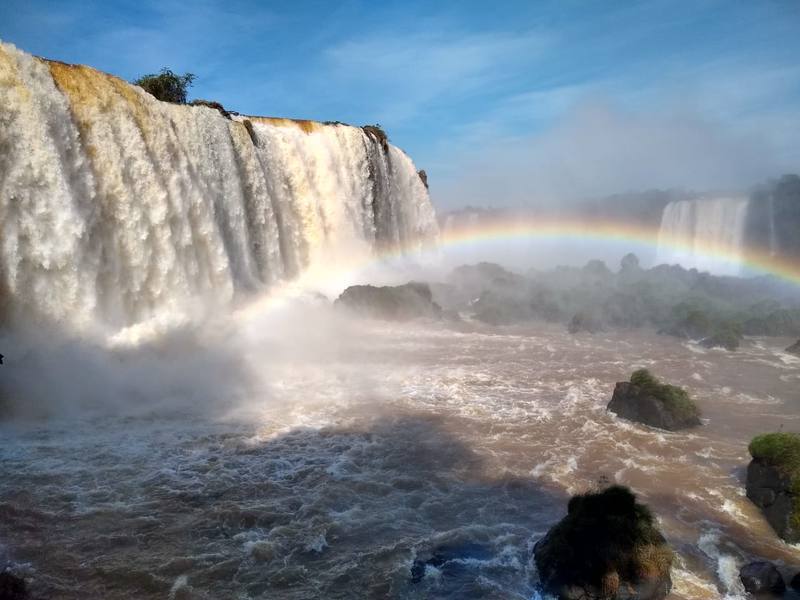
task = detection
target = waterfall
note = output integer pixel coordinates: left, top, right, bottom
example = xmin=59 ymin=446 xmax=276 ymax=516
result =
xmin=0 ymin=42 xmax=438 ymax=330
xmin=656 ymin=197 xmax=749 ymax=275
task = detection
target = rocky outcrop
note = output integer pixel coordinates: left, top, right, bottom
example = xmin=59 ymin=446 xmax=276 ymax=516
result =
xmin=607 ymin=370 xmax=701 ymax=431
xmin=335 ymin=282 xmax=442 ymax=321
xmin=700 ymin=331 xmax=741 ymax=351
xmin=739 ymin=561 xmax=785 ymax=597
xmin=534 ymin=486 xmax=672 ymax=600
xmin=786 ymin=340 xmax=800 ymax=356
xmin=568 ymin=311 xmax=602 ymax=334
xmin=746 ymin=433 xmax=800 ymax=543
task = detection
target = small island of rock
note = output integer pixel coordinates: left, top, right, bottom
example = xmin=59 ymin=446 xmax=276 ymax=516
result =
xmin=607 ymin=369 xmax=701 ymax=431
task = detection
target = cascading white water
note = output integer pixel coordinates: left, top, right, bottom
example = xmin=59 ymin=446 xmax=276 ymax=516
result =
xmin=0 ymin=42 xmax=438 ymax=330
xmin=656 ymin=197 xmax=749 ymax=276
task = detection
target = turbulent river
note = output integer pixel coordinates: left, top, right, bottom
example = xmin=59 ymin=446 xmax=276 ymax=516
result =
xmin=2 ymin=306 xmax=799 ymax=599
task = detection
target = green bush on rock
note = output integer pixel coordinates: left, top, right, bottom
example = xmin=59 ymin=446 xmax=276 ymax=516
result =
xmin=534 ymin=485 xmax=673 ymax=599
xmin=747 ymin=432 xmax=800 ymax=540
xmin=133 ymin=68 xmax=195 ymax=104
xmin=629 ymin=369 xmax=700 ymax=423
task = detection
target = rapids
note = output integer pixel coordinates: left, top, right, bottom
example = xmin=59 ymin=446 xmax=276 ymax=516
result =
xmin=1 ymin=307 xmax=799 ymax=599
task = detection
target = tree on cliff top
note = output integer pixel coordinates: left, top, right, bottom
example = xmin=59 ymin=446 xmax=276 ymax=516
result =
xmin=133 ymin=68 xmax=195 ymax=104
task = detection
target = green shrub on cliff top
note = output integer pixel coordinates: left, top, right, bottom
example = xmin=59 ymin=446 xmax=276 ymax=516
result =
xmin=134 ymin=68 xmax=195 ymax=104
xmin=630 ymin=368 xmax=700 ymax=421
xmin=749 ymin=432 xmax=800 ymax=527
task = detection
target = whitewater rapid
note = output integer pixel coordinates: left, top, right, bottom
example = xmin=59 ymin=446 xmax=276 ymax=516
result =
xmin=0 ymin=42 xmax=437 ymax=330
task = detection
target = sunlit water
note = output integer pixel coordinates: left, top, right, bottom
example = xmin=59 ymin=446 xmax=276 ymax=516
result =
xmin=2 ymin=314 xmax=799 ymax=599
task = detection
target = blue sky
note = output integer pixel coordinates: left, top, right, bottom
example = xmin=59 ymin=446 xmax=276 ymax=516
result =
xmin=2 ymin=0 xmax=799 ymax=208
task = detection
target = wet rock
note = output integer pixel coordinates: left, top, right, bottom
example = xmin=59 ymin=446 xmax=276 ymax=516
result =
xmin=739 ymin=561 xmax=785 ymax=597
xmin=791 ymin=571 xmax=800 ymax=591
xmin=786 ymin=340 xmax=800 ymax=356
xmin=410 ymin=542 xmax=492 ymax=583
xmin=746 ymin=433 xmax=800 ymax=543
xmin=700 ymin=329 xmax=741 ymax=351
xmin=0 ymin=571 xmax=30 ymax=600
xmin=533 ymin=485 xmax=672 ymax=600
xmin=335 ymin=282 xmax=442 ymax=321
xmin=417 ymin=169 xmax=428 ymax=189
xmin=607 ymin=369 xmax=701 ymax=431
xmin=567 ymin=311 xmax=602 ymax=334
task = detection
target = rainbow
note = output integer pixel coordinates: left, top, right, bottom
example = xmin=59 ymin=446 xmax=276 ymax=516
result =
xmin=436 ymin=216 xmax=800 ymax=285
xmin=231 ymin=215 xmax=799 ymax=325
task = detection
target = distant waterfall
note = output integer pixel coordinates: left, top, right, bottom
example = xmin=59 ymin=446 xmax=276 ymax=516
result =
xmin=0 ymin=42 xmax=438 ymax=329
xmin=656 ymin=197 xmax=750 ymax=275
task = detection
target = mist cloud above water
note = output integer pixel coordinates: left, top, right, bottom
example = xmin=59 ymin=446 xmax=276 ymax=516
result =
xmin=434 ymin=101 xmax=797 ymax=210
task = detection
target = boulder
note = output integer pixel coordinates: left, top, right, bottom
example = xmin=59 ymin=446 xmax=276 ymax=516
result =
xmin=746 ymin=433 xmax=800 ymax=543
xmin=786 ymin=340 xmax=800 ymax=356
xmin=0 ymin=572 xmax=30 ymax=600
xmin=334 ymin=282 xmax=442 ymax=321
xmin=607 ymin=369 xmax=701 ymax=431
xmin=568 ymin=311 xmax=602 ymax=334
xmin=739 ymin=561 xmax=785 ymax=596
xmin=791 ymin=571 xmax=800 ymax=591
xmin=534 ymin=485 xmax=672 ymax=600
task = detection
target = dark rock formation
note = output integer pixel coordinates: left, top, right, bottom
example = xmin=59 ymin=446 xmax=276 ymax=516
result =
xmin=568 ymin=311 xmax=602 ymax=334
xmin=362 ymin=125 xmax=389 ymax=153
xmin=607 ymin=369 xmax=701 ymax=431
xmin=534 ymin=485 xmax=672 ymax=600
xmin=786 ymin=340 xmax=800 ymax=356
xmin=417 ymin=169 xmax=428 ymax=189
xmin=700 ymin=330 xmax=741 ymax=351
xmin=335 ymin=282 xmax=442 ymax=321
xmin=739 ymin=561 xmax=785 ymax=596
xmin=791 ymin=571 xmax=800 ymax=591
xmin=189 ymin=99 xmax=231 ymax=119
xmin=746 ymin=433 xmax=800 ymax=543
xmin=0 ymin=572 xmax=30 ymax=600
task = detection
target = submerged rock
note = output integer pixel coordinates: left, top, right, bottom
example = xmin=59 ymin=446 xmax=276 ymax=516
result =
xmin=607 ymin=369 xmax=701 ymax=431
xmin=410 ymin=542 xmax=492 ymax=583
xmin=533 ymin=485 xmax=672 ymax=599
xmin=739 ymin=561 xmax=785 ymax=597
xmin=786 ymin=340 xmax=800 ymax=356
xmin=335 ymin=282 xmax=442 ymax=321
xmin=746 ymin=433 xmax=800 ymax=543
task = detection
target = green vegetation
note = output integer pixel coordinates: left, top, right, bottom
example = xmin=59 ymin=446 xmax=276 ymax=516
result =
xmin=702 ymin=321 xmax=743 ymax=350
xmin=630 ymin=368 xmax=701 ymax=421
xmin=749 ymin=432 xmax=800 ymax=528
xmin=536 ymin=485 xmax=672 ymax=592
xmin=133 ymin=68 xmax=196 ymax=104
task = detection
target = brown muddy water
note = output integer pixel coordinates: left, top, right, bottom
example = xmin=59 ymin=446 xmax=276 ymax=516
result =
xmin=1 ymin=315 xmax=799 ymax=599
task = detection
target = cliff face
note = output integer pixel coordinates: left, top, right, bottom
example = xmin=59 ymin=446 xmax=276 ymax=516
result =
xmin=0 ymin=42 xmax=438 ymax=329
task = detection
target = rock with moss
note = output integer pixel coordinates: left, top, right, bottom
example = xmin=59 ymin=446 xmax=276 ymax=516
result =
xmin=786 ymin=340 xmax=800 ymax=356
xmin=533 ymin=485 xmax=672 ymax=599
xmin=746 ymin=432 xmax=800 ymax=543
xmin=334 ymin=282 xmax=442 ymax=321
xmin=607 ymin=369 xmax=701 ymax=431
xmin=700 ymin=330 xmax=741 ymax=351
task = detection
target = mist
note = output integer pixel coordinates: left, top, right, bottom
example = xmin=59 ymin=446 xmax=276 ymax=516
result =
xmin=434 ymin=101 xmax=793 ymax=210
